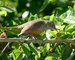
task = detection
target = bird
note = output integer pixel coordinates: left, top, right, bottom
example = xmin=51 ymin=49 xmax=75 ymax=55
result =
xmin=5 ymin=20 xmax=56 ymax=36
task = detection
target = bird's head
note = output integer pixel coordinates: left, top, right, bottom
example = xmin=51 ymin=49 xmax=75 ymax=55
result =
xmin=47 ymin=21 xmax=57 ymax=30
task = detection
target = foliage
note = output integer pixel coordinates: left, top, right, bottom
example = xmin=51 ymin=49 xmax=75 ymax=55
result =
xmin=0 ymin=0 xmax=75 ymax=60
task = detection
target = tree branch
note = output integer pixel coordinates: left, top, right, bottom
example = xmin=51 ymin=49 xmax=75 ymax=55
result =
xmin=0 ymin=38 xmax=75 ymax=44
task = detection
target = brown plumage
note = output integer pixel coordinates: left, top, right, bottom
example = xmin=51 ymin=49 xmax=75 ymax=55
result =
xmin=6 ymin=20 xmax=56 ymax=36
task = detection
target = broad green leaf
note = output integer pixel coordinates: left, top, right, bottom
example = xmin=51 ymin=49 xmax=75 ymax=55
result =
xmin=65 ymin=24 xmax=75 ymax=31
xmin=29 ymin=43 xmax=39 ymax=56
xmin=59 ymin=25 xmax=65 ymax=30
xmin=0 ymin=10 xmax=7 ymax=16
xmin=21 ymin=43 xmax=31 ymax=57
xmin=40 ymin=0 xmax=51 ymax=12
xmin=43 ymin=16 xmax=50 ymax=20
xmin=63 ymin=8 xmax=75 ymax=24
xmin=0 ymin=54 xmax=8 ymax=60
xmin=44 ymin=43 xmax=50 ymax=51
xmin=0 ymin=6 xmax=14 ymax=13
xmin=42 ymin=43 xmax=50 ymax=56
xmin=11 ymin=20 xmax=19 ymax=25
xmin=46 ymin=30 xmax=57 ymax=39
xmin=55 ymin=44 xmax=66 ymax=55
xmin=12 ymin=42 xmax=19 ymax=49
xmin=48 ymin=53 xmax=58 ymax=58
xmin=35 ymin=31 xmax=46 ymax=39
xmin=59 ymin=12 xmax=67 ymax=20
xmin=28 ymin=13 xmax=38 ymax=21
xmin=6 ymin=28 xmax=20 ymax=37
xmin=62 ymin=46 xmax=72 ymax=60
xmin=10 ymin=49 xmax=22 ymax=60
xmin=73 ymin=4 xmax=75 ymax=10
xmin=59 ymin=0 xmax=68 ymax=3
xmin=45 ymin=56 xmax=55 ymax=60
xmin=50 ymin=14 xmax=54 ymax=21
xmin=0 ymin=26 xmax=5 ymax=32
xmin=16 ymin=53 xmax=23 ymax=60
xmin=60 ymin=33 xmax=72 ymax=39
xmin=38 ymin=57 xmax=44 ymax=60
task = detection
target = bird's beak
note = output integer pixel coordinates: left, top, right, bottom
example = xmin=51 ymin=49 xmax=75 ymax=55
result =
xmin=54 ymin=27 xmax=57 ymax=31
xmin=54 ymin=27 xmax=57 ymax=30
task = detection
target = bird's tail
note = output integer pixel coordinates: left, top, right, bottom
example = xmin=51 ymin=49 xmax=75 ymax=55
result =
xmin=4 ymin=25 xmax=23 ymax=31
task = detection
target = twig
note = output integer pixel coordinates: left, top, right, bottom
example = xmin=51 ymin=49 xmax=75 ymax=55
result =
xmin=0 ymin=38 xmax=75 ymax=44
xmin=0 ymin=38 xmax=75 ymax=55
xmin=0 ymin=42 xmax=10 ymax=56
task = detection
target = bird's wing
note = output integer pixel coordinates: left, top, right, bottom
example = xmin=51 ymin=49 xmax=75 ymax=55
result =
xmin=18 ymin=20 xmax=46 ymax=36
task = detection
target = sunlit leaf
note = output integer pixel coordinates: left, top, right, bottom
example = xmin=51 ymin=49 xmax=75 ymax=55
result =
xmin=65 ymin=24 xmax=75 ymax=31
xmin=10 ymin=49 xmax=22 ymax=60
xmin=73 ymin=4 xmax=75 ymax=10
xmin=16 ymin=53 xmax=23 ymax=60
xmin=45 ymin=56 xmax=55 ymax=60
xmin=0 ymin=10 xmax=7 ymax=16
xmin=43 ymin=16 xmax=50 ymax=20
xmin=63 ymin=8 xmax=75 ymax=24
xmin=11 ymin=20 xmax=19 ymax=25
xmin=46 ymin=30 xmax=57 ymax=39
xmin=50 ymin=14 xmax=54 ymax=21
xmin=42 ymin=43 xmax=50 ymax=56
xmin=0 ymin=6 xmax=14 ymax=13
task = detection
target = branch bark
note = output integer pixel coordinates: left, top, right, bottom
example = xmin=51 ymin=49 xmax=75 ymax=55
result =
xmin=0 ymin=38 xmax=75 ymax=44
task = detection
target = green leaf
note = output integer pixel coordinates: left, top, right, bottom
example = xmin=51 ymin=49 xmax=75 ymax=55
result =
xmin=29 ymin=43 xmax=39 ymax=56
xmin=0 ymin=54 xmax=8 ymax=60
xmin=42 ymin=43 xmax=50 ymax=56
xmin=44 ymin=43 xmax=50 ymax=51
xmin=50 ymin=14 xmax=54 ymax=21
xmin=40 ymin=0 xmax=51 ymax=12
xmin=59 ymin=25 xmax=65 ymax=31
xmin=0 ymin=10 xmax=7 ymax=16
xmin=65 ymin=24 xmax=75 ymax=32
xmin=43 ymin=16 xmax=50 ymax=20
xmin=28 ymin=13 xmax=38 ymax=21
xmin=46 ymin=30 xmax=57 ymax=39
xmin=59 ymin=12 xmax=67 ymax=20
xmin=62 ymin=46 xmax=72 ymax=60
xmin=60 ymin=33 xmax=72 ymax=39
xmin=16 ymin=53 xmax=23 ymax=60
xmin=11 ymin=42 xmax=19 ymax=49
xmin=10 ymin=49 xmax=22 ymax=60
xmin=63 ymin=8 xmax=75 ymax=24
xmin=48 ymin=53 xmax=58 ymax=58
xmin=6 ymin=28 xmax=20 ymax=37
xmin=73 ymin=4 xmax=75 ymax=10
xmin=11 ymin=20 xmax=19 ymax=25
xmin=45 ymin=56 xmax=55 ymax=60
xmin=21 ymin=43 xmax=31 ymax=57
xmin=0 ymin=6 xmax=14 ymax=13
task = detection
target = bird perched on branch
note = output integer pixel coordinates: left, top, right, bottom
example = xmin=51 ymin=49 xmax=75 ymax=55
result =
xmin=5 ymin=20 xmax=56 ymax=36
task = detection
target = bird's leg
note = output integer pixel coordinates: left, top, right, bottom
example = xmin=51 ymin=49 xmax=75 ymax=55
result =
xmin=28 ymin=35 xmax=37 ymax=40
